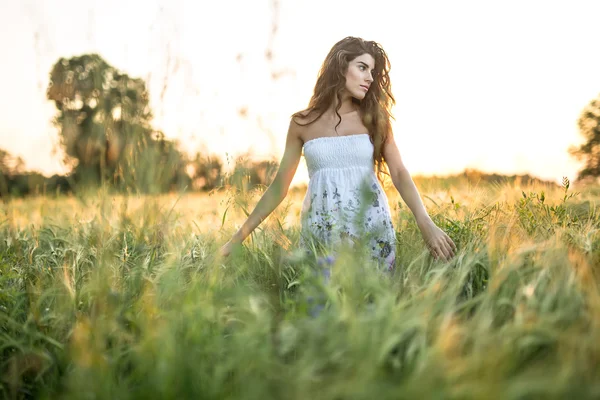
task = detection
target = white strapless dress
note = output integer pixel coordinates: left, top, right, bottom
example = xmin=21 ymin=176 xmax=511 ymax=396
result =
xmin=299 ymin=133 xmax=396 ymax=270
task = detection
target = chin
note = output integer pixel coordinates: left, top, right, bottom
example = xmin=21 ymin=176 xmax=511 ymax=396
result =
xmin=353 ymin=92 xmax=366 ymax=101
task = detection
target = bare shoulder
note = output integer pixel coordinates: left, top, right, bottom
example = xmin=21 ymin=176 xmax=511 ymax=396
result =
xmin=291 ymin=109 xmax=316 ymax=126
xmin=289 ymin=109 xmax=317 ymax=141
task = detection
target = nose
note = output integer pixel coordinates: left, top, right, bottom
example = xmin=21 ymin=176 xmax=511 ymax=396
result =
xmin=366 ymin=72 xmax=373 ymax=83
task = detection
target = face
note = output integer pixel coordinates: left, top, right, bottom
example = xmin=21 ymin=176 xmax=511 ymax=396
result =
xmin=344 ymin=53 xmax=375 ymax=100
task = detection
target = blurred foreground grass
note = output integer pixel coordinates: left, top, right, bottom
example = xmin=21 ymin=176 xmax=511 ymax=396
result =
xmin=1 ymin=179 xmax=600 ymax=399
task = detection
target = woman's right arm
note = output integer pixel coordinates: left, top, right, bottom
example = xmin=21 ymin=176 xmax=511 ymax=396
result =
xmin=220 ymin=119 xmax=303 ymax=256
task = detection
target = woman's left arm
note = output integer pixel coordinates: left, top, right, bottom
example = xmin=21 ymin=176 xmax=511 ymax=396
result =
xmin=382 ymin=133 xmax=456 ymax=261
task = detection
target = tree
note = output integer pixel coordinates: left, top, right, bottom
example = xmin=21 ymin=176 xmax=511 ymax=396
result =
xmin=0 ymin=148 xmax=71 ymax=198
xmin=0 ymin=148 xmax=25 ymax=176
xmin=0 ymin=148 xmax=24 ymax=197
xmin=228 ymin=153 xmax=278 ymax=192
xmin=47 ymin=53 xmax=189 ymax=192
xmin=569 ymin=93 xmax=600 ymax=181
xmin=188 ymin=152 xmax=224 ymax=191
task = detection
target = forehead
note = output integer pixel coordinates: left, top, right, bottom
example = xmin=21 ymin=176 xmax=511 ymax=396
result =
xmin=352 ymin=53 xmax=375 ymax=68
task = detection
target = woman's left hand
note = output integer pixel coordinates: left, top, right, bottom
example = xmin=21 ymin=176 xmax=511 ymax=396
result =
xmin=417 ymin=218 xmax=457 ymax=262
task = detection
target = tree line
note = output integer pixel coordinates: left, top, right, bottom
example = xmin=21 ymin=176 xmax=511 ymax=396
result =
xmin=0 ymin=54 xmax=281 ymax=198
xmin=1 ymin=53 xmax=599 ymax=198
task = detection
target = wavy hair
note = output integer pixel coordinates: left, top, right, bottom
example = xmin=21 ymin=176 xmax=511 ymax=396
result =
xmin=292 ymin=36 xmax=395 ymax=183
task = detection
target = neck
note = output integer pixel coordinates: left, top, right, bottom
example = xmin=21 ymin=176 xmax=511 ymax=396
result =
xmin=328 ymin=91 xmax=358 ymax=115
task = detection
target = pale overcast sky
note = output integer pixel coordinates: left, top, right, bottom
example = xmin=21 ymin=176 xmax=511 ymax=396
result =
xmin=1 ymin=0 xmax=599 ymax=186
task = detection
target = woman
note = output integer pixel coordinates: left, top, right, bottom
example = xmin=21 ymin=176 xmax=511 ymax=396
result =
xmin=220 ymin=37 xmax=456 ymax=267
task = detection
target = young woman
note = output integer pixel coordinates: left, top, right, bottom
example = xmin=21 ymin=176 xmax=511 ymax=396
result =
xmin=220 ymin=37 xmax=456 ymax=268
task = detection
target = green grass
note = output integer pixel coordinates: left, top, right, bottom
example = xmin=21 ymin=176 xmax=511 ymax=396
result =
xmin=1 ymin=179 xmax=600 ymax=399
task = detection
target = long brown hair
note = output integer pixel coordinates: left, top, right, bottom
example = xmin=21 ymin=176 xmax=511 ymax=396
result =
xmin=292 ymin=36 xmax=395 ymax=183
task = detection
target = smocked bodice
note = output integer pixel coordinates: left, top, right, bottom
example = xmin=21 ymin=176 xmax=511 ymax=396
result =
xmin=299 ymin=132 xmax=396 ymax=270
xmin=302 ymin=134 xmax=374 ymax=178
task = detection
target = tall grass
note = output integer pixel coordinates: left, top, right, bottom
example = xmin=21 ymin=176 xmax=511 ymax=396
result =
xmin=1 ymin=179 xmax=599 ymax=399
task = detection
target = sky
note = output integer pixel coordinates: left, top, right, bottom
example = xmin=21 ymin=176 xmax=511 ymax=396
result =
xmin=1 ymin=0 xmax=599 ymax=187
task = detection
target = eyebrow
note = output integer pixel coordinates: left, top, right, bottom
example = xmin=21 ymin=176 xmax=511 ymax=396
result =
xmin=358 ymin=61 xmax=375 ymax=71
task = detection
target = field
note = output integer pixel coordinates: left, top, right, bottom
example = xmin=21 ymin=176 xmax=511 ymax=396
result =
xmin=1 ymin=179 xmax=600 ymax=399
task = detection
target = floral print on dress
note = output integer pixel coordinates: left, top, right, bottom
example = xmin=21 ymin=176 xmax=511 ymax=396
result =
xmin=301 ymin=180 xmax=396 ymax=270
xmin=299 ymin=134 xmax=397 ymax=271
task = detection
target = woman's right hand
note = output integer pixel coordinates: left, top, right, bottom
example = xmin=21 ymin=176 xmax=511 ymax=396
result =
xmin=219 ymin=239 xmax=238 ymax=258
xmin=219 ymin=117 xmax=303 ymax=260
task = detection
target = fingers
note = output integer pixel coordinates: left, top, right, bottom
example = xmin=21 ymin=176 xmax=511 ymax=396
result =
xmin=428 ymin=243 xmax=446 ymax=262
xmin=442 ymin=236 xmax=455 ymax=259
xmin=220 ymin=239 xmax=243 ymax=258
xmin=219 ymin=243 xmax=231 ymax=258
xmin=437 ymin=244 xmax=450 ymax=262
xmin=422 ymin=224 xmax=457 ymax=262
xmin=445 ymin=234 xmax=457 ymax=252
xmin=429 ymin=238 xmax=455 ymax=262
xmin=429 ymin=247 xmax=439 ymax=261
xmin=441 ymin=240 xmax=454 ymax=260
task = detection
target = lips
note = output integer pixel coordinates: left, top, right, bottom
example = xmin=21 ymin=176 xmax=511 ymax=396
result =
xmin=360 ymin=85 xmax=369 ymax=91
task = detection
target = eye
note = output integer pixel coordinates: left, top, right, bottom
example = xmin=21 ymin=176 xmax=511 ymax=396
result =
xmin=359 ymin=65 xmax=365 ymax=71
